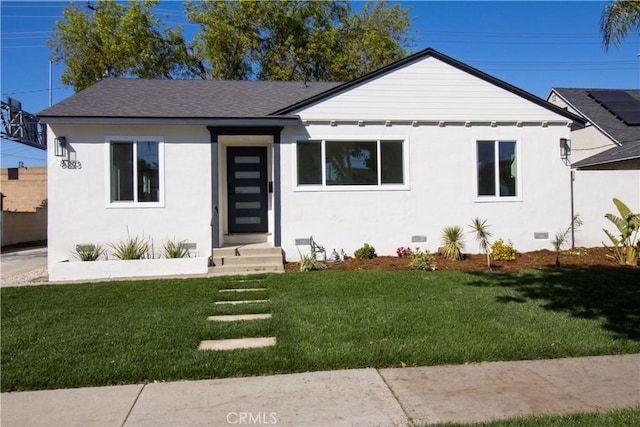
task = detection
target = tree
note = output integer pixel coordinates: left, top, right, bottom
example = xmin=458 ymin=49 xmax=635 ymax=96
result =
xmin=601 ymin=0 xmax=640 ymax=50
xmin=184 ymin=0 xmax=414 ymax=81
xmin=49 ymin=0 xmax=415 ymax=90
xmin=48 ymin=0 xmax=203 ymax=91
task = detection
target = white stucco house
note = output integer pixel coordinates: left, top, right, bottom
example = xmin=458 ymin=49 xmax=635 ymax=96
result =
xmin=41 ymin=47 xmax=600 ymax=281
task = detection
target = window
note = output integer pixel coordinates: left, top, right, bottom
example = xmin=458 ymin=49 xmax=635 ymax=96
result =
xmin=477 ymin=140 xmax=518 ymax=198
xmin=110 ymin=140 xmax=160 ymax=203
xmin=296 ymin=140 xmax=405 ymax=187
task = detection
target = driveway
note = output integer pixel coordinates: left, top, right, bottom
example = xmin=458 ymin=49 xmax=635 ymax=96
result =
xmin=0 ymin=247 xmax=48 ymax=287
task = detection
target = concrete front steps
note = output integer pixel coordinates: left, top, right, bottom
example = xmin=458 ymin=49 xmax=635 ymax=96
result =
xmin=209 ymin=244 xmax=284 ymax=276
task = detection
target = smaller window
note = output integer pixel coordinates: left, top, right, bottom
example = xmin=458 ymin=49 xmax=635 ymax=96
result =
xmin=110 ymin=140 xmax=160 ymax=203
xmin=381 ymin=141 xmax=404 ymax=184
xmin=476 ymin=140 xmax=518 ymax=198
xmin=7 ymin=168 xmax=19 ymax=180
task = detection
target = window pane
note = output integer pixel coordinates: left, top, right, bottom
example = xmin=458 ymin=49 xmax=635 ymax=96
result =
xmin=297 ymin=142 xmax=322 ymax=185
xmin=235 ymin=156 xmax=260 ymax=164
xmin=477 ymin=142 xmax=495 ymax=196
xmin=326 ymin=141 xmax=377 ymax=185
xmin=111 ymin=143 xmax=133 ymax=201
xmin=235 ymin=171 xmax=260 ymax=179
xmin=137 ymin=141 xmax=159 ymax=202
xmin=381 ymin=142 xmax=403 ymax=184
xmin=499 ymin=141 xmax=517 ymax=197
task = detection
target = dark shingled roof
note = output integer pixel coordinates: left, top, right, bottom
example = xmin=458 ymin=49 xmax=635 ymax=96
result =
xmin=552 ymin=88 xmax=640 ymax=168
xmin=38 ymin=78 xmax=341 ymax=118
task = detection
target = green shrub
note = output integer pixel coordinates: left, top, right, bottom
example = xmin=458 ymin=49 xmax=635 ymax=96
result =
xmin=441 ymin=226 xmax=465 ymax=260
xmin=491 ymin=239 xmax=518 ymax=261
xmin=468 ymin=217 xmax=492 ymax=269
xmin=354 ymin=243 xmax=377 ymax=259
xmin=409 ymin=249 xmax=436 ymax=271
xmin=162 ymin=239 xmax=189 ymax=259
xmin=74 ymin=244 xmax=104 ymax=261
xmin=109 ymin=235 xmax=150 ymax=260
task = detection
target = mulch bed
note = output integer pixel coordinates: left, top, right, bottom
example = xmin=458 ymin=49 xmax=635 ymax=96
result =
xmin=284 ymin=247 xmax=627 ymax=273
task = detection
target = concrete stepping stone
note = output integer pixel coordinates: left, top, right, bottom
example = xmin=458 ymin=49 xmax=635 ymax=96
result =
xmin=198 ymin=337 xmax=276 ymax=351
xmin=233 ymin=279 xmax=265 ymax=283
xmin=214 ymin=299 xmax=269 ymax=305
xmin=219 ymin=288 xmax=267 ymax=293
xmin=207 ymin=314 xmax=272 ymax=322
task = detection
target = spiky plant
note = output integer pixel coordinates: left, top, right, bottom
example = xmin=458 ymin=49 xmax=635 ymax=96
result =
xmin=441 ymin=226 xmax=465 ymax=260
xmin=109 ymin=234 xmax=150 ymax=260
xmin=552 ymin=214 xmax=584 ymax=268
xmin=469 ymin=217 xmax=492 ymax=269
xmin=162 ymin=239 xmax=189 ymax=259
xmin=74 ymin=244 xmax=104 ymax=261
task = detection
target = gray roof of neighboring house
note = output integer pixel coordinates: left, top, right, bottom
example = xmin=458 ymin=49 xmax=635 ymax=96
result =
xmin=38 ymin=78 xmax=341 ymax=118
xmin=551 ymin=88 xmax=640 ymax=168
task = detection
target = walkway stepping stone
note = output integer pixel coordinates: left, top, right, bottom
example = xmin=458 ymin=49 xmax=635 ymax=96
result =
xmin=207 ymin=314 xmax=272 ymax=322
xmin=219 ymin=288 xmax=267 ymax=293
xmin=214 ymin=299 xmax=269 ymax=305
xmin=198 ymin=337 xmax=276 ymax=351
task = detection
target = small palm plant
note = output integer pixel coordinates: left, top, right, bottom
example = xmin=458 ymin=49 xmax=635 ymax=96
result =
xmin=551 ymin=214 xmax=583 ymax=268
xmin=441 ymin=225 xmax=465 ymax=260
xmin=469 ymin=217 xmax=492 ymax=269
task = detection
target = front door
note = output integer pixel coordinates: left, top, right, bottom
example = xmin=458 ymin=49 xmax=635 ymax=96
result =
xmin=227 ymin=147 xmax=268 ymax=233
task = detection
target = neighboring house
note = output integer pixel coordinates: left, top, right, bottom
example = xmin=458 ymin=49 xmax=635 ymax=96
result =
xmin=547 ymin=88 xmax=640 ymax=242
xmin=0 ymin=166 xmax=48 ymax=247
xmin=40 ymin=48 xmax=589 ymax=281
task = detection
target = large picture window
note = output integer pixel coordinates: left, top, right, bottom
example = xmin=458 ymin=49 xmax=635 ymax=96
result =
xmin=110 ymin=140 xmax=161 ymax=203
xmin=477 ymin=140 xmax=518 ymax=198
xmin=296 ymin=140 xmax=405 ymax=187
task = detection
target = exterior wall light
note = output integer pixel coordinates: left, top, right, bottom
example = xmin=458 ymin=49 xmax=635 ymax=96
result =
xmin=560 ymin=138 xmax=571 ymax=163
xmin=54 ymin=136 xmax=67 ymax=157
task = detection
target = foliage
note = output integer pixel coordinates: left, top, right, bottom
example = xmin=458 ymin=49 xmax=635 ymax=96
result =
xmin=109 ymin=234 xmax=150 ymax=260
xmin=441 ymin=226 xmax=465 ymax=260
xmin=185 ymin=0 xmax=413 ymax=81
xmin=298 ymin=250 xmax=326 ymax=272
xmin=354 ymin=243 xmax=377 ymax=259
xmin=396 ymin=246 xmax=413 ymax=258
xmin=603 ymin=198 xmax=640 ymax=266
xmin=48 ymin=0 xmax=199 ymax=91
xmin=601 ymin=0 xmax=640 ymax=50
xmin=409 ymin=248 xmax=436 ymax=271
xmin=469 ymin=217 xmax=492 ymax=269
xmin=49 ymin=1 xmax=414 ymax=90
xmin=73 ymin=244 xmax=104 ymax=261
xmin=551 ymin=215 xmax=584 ymax=268
xmin=162 ymin=239 xmax=189 ymax=259
xmin=491 ymin=239 xmax=518 ymax=261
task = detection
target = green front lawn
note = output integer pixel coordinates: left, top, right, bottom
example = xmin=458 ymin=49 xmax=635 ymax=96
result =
xmin=2 ymin=268 xmax=639 ymax=391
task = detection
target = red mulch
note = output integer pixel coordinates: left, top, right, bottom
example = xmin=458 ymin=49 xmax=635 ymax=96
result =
xmin=284 ymin=247 xmax=626 ymax=273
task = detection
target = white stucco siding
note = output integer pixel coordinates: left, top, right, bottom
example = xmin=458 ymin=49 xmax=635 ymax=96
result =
xmin=298 ymin=57 xmax=567 ymax=122
xmin=280 ymin=123 xmax=574 ymax=260
xmin=47 ymin=124 xmax=212 ymax=273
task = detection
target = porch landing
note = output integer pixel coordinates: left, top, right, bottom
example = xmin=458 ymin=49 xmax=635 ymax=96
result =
xmin=209 ymin=243 xmax=284 ymax=276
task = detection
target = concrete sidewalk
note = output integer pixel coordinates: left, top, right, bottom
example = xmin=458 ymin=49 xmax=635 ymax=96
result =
xmin=2 ymin=354 xmax=638 ymax=426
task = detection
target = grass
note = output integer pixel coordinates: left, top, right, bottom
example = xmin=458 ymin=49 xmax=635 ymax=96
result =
xmin=430 ymin=405 xmax=640 ymax=426
xmin=2 ymin=268 xmax=639 ymax=392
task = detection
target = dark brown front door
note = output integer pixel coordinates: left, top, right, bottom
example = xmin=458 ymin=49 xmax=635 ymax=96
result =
xmin=227 ymin=147 xmax=268 ymax=233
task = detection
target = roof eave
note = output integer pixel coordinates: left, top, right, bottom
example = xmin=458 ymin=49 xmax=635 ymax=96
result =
xmin=39 ymin=115 xmax=301 ymax=127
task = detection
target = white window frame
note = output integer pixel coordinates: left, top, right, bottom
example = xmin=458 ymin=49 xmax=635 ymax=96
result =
xmin=105 ymin=136 xmax=165 ymax=208
xmin=473 ymin=138 xmax=522 ymax=203
xmin=293 ymin=137 xmax=410 ymax=191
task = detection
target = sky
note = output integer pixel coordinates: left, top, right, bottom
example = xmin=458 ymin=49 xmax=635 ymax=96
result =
xmin=1 ymin=0 xmax=639 ymax=168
